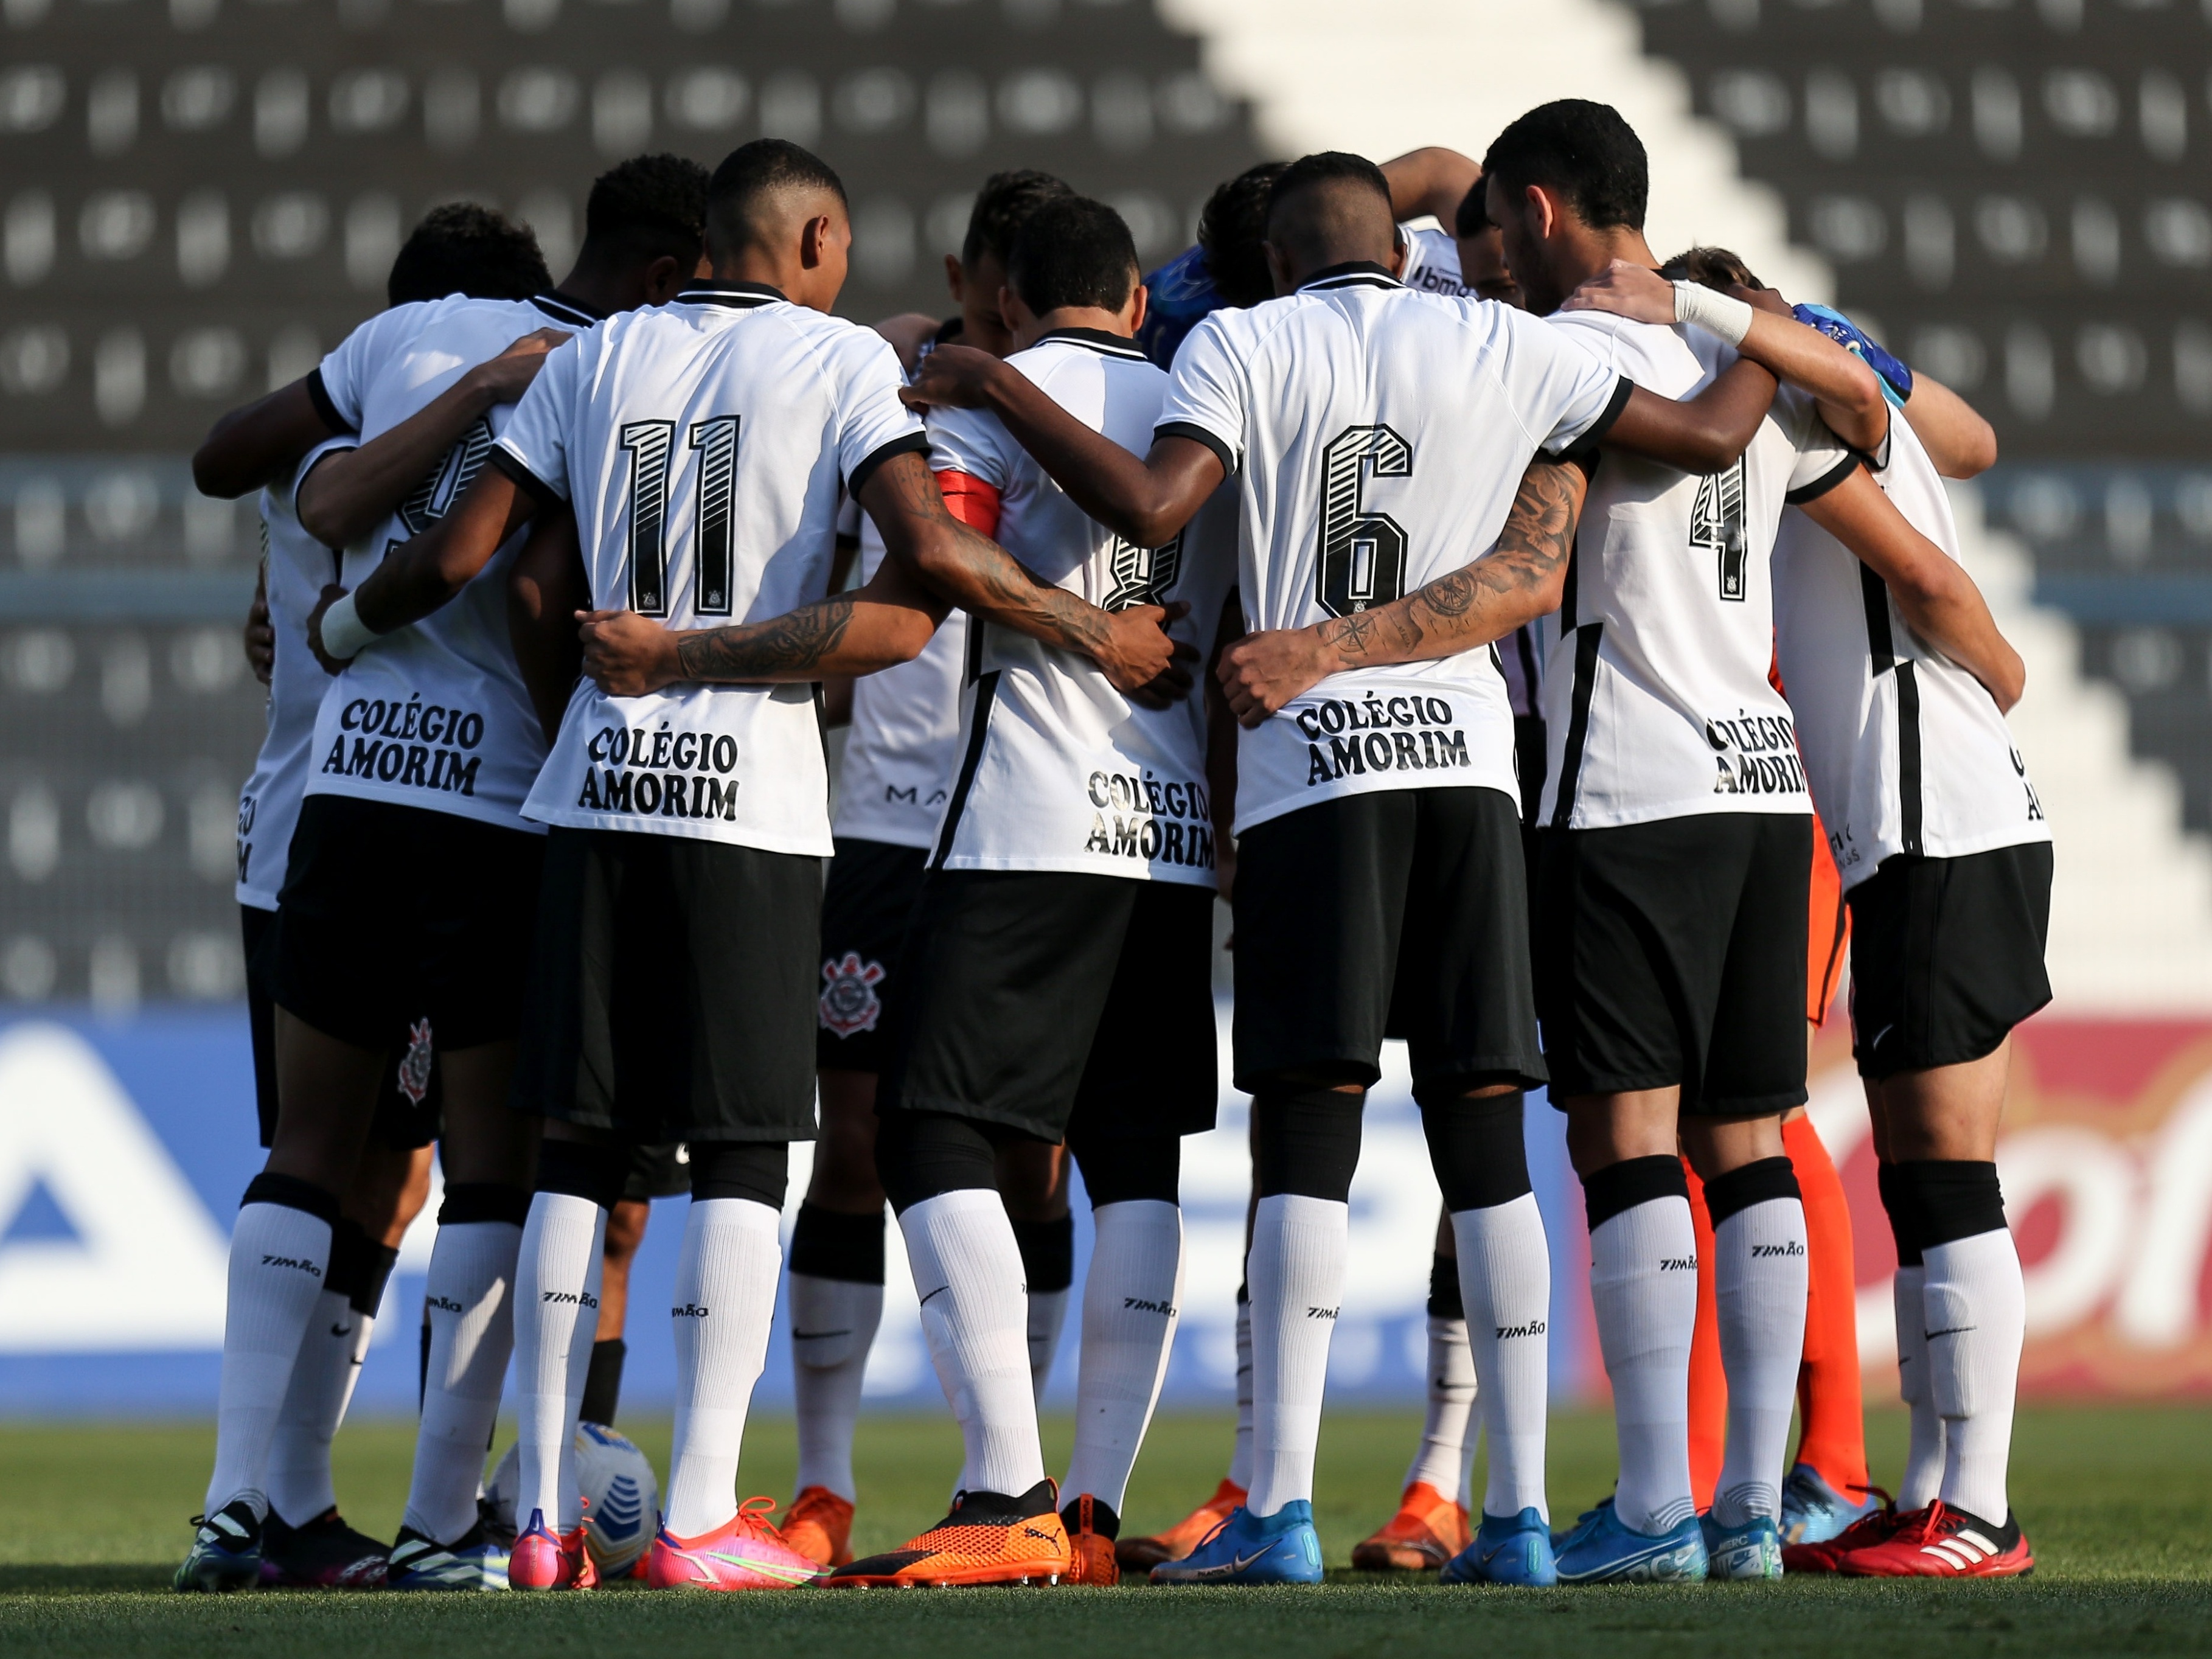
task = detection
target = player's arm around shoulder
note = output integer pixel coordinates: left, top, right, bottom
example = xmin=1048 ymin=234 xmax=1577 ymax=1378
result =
xmin=1796 ymin=463 xmax=2025 ymax=712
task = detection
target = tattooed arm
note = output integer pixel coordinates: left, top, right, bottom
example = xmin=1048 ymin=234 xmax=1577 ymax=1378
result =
xmin=1214 ymin=456 xmax=1587 ymax=727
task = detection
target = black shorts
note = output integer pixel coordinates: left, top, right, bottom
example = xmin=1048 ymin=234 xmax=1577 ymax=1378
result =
xmin=1534 ymin=813 xmax=1811 ymax=1116
xmin=883 ymin=871 xmax=1217 ymax=1144
xmin=622 ymin=1141 xmax=690 ymax=1202
xmin=242 ymin=905 xmax=442 ymax=1151
xmin=512 ymin=827 xmax=821 ymax=1144
xmin=816 ymin=836 xmax=928 ymax=1074
xmin=271 ymin=795 xmax=544 ymax=1054
xmin=1847 ymin=841 xmax=2053 ymax=1080
xmin=1231 ymin=787 xmax=1545 ymax=1097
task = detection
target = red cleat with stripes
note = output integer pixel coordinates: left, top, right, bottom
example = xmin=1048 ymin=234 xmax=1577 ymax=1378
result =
xmin=1836 ymin=1502 xmax=2034 ymax=1579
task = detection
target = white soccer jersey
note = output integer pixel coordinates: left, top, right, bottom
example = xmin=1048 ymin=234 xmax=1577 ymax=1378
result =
xmin=1773 ymin=414 xmax=2049 ymax=886
xmin=832 ymin=509 xmax=968 ymax=849
xmin=1156 ymin=263 xmax=1629 ymax=835
xmin=235 ymin=438 xmax=378 ymax=908
xmin=304 ymin=291 xmax=599 ymax=832
xmin=1397 ymin=221 xmax=1473 ymax=299
xmin=496 ymin=281 xmax=928 ymax=854
xmin=927 ymin=329 xmax=1235 ymax=883
xmin=1535 ymin=312 xmax=1857 ymax=831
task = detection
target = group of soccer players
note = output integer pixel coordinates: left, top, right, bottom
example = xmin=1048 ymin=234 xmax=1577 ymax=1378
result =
xmin=176 ymin=90 xmax=2051 ymax=1596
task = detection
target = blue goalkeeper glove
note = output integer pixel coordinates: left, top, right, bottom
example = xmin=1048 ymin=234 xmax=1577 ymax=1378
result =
xmin=1792 ymin=301 xmax=1913 ymax=408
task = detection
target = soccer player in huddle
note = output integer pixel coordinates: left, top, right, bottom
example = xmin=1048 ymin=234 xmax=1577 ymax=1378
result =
xmin=1574 ymin=249 xmax=2044 ymax=1577
xmin=192 ymin=203 xmax=555 ymax=1590
xmin=176 ymin=158 xmax=712 ymax=1595
xmin=329 ymin=138 xmax=1181 ymax=1591
xmin=785 ymin=168 xmax=1084 ymax=1571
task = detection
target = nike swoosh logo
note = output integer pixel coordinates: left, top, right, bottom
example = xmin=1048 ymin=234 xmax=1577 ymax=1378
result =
xmin=917 ymin=1287 xmax=949 ymax=1309
xmin=1924 ymin=1326 xmax=1977 ymax=1340
xmin=791 ymin=1328 xmax=853 ymax=1340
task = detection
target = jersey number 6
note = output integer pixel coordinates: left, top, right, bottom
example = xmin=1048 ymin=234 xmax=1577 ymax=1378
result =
xmin=618 ymin=416 xmax=739 ymax=618
xmin=1317 ymin=425 xmax=1411 ymax=617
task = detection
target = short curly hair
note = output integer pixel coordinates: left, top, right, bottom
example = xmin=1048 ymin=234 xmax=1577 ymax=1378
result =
xmin=586 ymin=152 xmax=712 ymax=268
xmin=961 ymin=169 xmax=1074 ymax=271
xmin=1197 ymin=160 xmax=1287 ymax=308
xmin=386 ymin=203 xmax=550 ymax=307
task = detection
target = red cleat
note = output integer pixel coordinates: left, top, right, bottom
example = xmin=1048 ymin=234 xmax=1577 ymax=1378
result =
xmin=1837 ymin=1502 xmax=2034 ymax=1579
xmin=1782 ymin=1493 xmax=1899 ymax=1575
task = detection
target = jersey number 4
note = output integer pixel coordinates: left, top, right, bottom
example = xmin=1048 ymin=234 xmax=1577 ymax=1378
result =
xmin=618 ymin=416 xmax=739 ymax=617
xmin=1316 ymin=425 xmax=1411 ymax=617
xmin=1691 ymin=457 xmax=1749 ymax=602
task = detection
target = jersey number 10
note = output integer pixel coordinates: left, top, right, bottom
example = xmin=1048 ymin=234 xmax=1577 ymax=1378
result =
xmin=618 ymin=417 xmax=739 ymax=617
xmin=1317 ymin=425 xmax=1411 ymax=617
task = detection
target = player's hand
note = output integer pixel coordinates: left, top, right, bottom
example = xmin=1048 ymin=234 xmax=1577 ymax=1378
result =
xmin=1215 ymin=625 xmax=1335 ymax=728
xmin=1097 ymin=600 xmax=1196 ymax=707
xmin=243 ymin=566 xmax=274 ymax=685
xmin=899 ymin=343 xmax=1007 ymax=411
xmin=470 ymin=327 xmax=572 ymax=405
xmin=1559 ymin=259 xmax=1677 ymax=324
xmin=305 ymin=583 xmax=350 ymax=675
xmin=578 ymin=607 xmax=683 ymax=696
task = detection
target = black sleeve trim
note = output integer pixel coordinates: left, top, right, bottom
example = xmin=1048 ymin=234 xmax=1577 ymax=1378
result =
xmin=1555 ymin=374 xmax=1634 ymax=461
xmin=487 ymin=445 xmax=563 ymax=507
xmin=1155 ymin=420 xmax=1236 ymax=478
xmin=303 ymin=368 xmax=352 ymax=437
xmin=1784 ymin=451 xmax=1865 ymax=506
xmin=849 ymin=431 xmax=932 ymax=499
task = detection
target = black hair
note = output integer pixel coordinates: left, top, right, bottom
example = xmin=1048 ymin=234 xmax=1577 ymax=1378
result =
xmin=1197 ymin=160 xmax=1287 ymax=308
xmin=961 ymin=169 xmax=1074 ymax=271
xmin=705 ymin=139 xmax=847 ymax=252
xmin=1482 ymin=99 xmax=1648 ymax=231
xmin=1264 ymin=150 xmax=1393 ymax=231
xmin=583 ymin=152 xmax=711 ymax=268
xmin=1452 ymin=179 xmax=1492 ymax=239
xmin=1659 ymin=245 xmax=1765 ymax=291
xmin=386 ymin=203 xmax=550 ymax=307
xmin=1006 ymin=196 xmax=1138 ymax=316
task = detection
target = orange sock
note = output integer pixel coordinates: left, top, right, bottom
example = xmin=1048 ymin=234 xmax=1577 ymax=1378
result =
xmin=1682 ymin=1158 xmax=1726 ymax=1514
xmin=1783 ymin=1115 xmax=1868 ymax=1495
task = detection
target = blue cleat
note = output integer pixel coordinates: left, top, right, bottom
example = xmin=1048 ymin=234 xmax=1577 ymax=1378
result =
xmin=1779 ymin=1464 xmax=1885 ymax=1546
xmin=1553 ymin=1498 xmax=1707 ymax=1585
xmin=1700 ymin=1511 xmax=1782 ymax=1580
xmin=1149 ymin=1501 xmax=1324 ymax=1585
xmin=1439 ymin=1508 xmax=1558 ymax=1586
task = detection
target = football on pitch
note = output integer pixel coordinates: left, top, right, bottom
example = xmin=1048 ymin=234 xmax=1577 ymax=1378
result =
xmin=485 ymin=1423 xmax=659 ymax=1576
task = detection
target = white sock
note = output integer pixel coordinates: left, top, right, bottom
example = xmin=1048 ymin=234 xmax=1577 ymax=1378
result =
xmin=1062 ymin=1200 xmax=1183 ymax=1513
xmin=1710 ymin=1197 xmax=1810 ymax=1528
xmin=790 ymin=1273 xmax=885 ymax=1504
xmin=664 ymin=1198 xmax=783 ymax=1538
xmin=265 ymin=1288 xmax=362 ymax=1525
xmin=1226 ymin=1290 xmax=1254 ymax=1490
xmin=206 ymin=1200 xmax=335 ymax=1517
xmin=1246 ymin=1193 xmax=1348 ymax=1517
xmin=1028 ymin=1287 xmax=1071 ymax=1404
xmin=1588 ymin=1195 xmax=1698 ymax=1536
xmin=1402 ymin=1314 xmax=1475 ymax=1496
xmin=1894 ymin=1265 xmax=1945 ymax=1510
xmin=402 ymin=1220 xmax=521 ymax=1544
xmin=513 ymin=1193 xmax=605 ymax=1533
xmin=1924 ymin=1228 xmax=2025 ymax=1523
xmin=900 ymin=1189 xmax=1045 ymax=1497
xmin=1454 ymin=1192 xmax=1551 ymax=1522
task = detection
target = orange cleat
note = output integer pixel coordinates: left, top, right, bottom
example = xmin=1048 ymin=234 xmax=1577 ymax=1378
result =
xmin=646 ymin=1497 xmax=824 ymax=1591
xmin=829 ymin=1480 xmax=1071 ymax=1588
xmin=782 ymin=1486 xmax=856 ymax=1570
xmin=1062 ymin=1494 xmax=1120 ymax=1587
xmin=1351 ymin=1481 xmax=1469 ymax=1572
xmin=1115 ymin=1478 xmax=1246 ymax=1570
xmin=1837 ymin=1502 xmax=2034 ymax=1579
xmin=509 ymin=1508 xmax=599 ymax=1591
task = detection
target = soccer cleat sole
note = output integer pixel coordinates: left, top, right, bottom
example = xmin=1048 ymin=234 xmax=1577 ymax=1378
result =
xmin=829 ymin=1568 xmax=1066 ymax=1588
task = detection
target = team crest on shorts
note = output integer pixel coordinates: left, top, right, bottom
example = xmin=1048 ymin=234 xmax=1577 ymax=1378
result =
xmin=397 ymin=1018 xmax=435 ymax=1105
xmin=819 ymin=951 xmax=886 ymax=1037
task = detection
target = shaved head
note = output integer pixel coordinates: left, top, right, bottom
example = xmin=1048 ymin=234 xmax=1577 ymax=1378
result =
xmin=704 ymin=138 xmax=848 ymax=262
xmin=1264 ymin=151 xmax=1396 ymax=284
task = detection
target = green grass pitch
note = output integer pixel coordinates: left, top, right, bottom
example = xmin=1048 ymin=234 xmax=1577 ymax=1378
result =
xmin=3 ymin=1406 xmax=2207 ymax=1657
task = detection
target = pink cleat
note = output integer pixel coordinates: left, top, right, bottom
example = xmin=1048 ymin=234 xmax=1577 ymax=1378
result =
xmin=509 ymin=1509 xmax=599 ymax=1591
xmin=647 ymin=1497 xmax=826 ymax=1591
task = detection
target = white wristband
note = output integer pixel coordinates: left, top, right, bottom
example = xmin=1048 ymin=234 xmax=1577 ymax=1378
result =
xmin=1671 ymin=279 xmax=1755 ymax=348
xmin=318 ymin=590 xmax=379 ymax=660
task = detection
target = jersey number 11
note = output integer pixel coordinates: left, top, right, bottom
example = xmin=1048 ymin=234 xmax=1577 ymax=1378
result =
xmin=619 ymin=416 xmax=739 ymax=618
